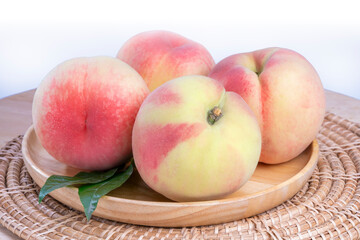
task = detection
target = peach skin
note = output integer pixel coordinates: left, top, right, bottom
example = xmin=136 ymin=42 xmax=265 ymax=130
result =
xmin=32 ymin=56 xmax=149 ymax=170
xmin=209 ymin=48 xmax=325 ymax=164
xmin=132 ymin=75 xmax=261 ymax=201
xmin=117 ymin=30 xmax=215 ymax=91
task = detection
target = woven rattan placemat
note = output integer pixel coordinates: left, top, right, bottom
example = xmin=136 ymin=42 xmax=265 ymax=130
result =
xmin=0 ymin=112 xmax=360 ymax=240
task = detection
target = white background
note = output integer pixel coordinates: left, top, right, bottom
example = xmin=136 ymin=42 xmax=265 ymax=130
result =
xmin=1 ymin=0 xmax=359 ymax=99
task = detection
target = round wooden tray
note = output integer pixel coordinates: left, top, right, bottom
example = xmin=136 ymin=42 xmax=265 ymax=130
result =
xmin=22 ymin=125 xmax=319 ymax=227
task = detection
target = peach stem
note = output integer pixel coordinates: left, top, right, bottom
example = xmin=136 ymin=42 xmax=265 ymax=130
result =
xmin=207 ymin=106 xmax=223 ymax=125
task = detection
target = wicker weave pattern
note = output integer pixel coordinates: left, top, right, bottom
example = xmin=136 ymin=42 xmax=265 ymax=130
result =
xmin=0 ymin=112 xmax=360 ymax=240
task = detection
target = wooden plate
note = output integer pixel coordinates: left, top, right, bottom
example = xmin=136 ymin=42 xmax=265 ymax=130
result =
xmin=22 ymin=125 xmax=319 ymax=227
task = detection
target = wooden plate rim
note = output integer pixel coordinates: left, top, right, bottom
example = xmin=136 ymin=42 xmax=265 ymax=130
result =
xmin=22 ymin=125 xmax=319 ymax=208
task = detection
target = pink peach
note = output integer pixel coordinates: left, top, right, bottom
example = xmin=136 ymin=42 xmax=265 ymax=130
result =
xmin=117 ymin=30 xmax=215 ymax=91
xmin=209 ymin=47 xmax=325 ymax=164
xmin=32 ymin=56 xmax=149 ymax=170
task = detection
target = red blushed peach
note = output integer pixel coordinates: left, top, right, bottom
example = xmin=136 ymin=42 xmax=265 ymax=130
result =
xmin=132 ymin=75 xmax=261 ymax=202
xmin=116 ymin=30 xmax=215 ymax=91
xmin=209 ymin=47 xmax=325 ymax=164
xmin=32 ymin=56 xmax=149 ymax=170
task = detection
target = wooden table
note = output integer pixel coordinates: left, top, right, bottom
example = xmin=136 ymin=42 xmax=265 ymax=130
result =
xmin=0 ymin=89 xmax=359 ymax=239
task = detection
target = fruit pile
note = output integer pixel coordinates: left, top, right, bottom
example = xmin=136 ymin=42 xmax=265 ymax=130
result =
xmin=33 ymin=30 xmax=325 ymax=211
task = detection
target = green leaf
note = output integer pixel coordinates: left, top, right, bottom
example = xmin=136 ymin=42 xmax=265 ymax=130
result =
xmin=38 ymin=168 xmax=118 ymax=203
xmin=78 ymin=164 xmax=133 ymax=221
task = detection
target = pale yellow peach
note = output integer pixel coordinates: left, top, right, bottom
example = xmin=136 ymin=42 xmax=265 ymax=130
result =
xmin=132 ymin=75 xmax=261 ymax=201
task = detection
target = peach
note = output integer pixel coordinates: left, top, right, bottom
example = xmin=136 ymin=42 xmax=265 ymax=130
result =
xmin=116 ymin=30 xmax=215 ymax=91
xmin=32 ymin=56 xmax=149 ymax=170
xmin=132 ymin=75 xmax=261 ymax=201
xmin=209 ymin=47 xmax=325 ymax=164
